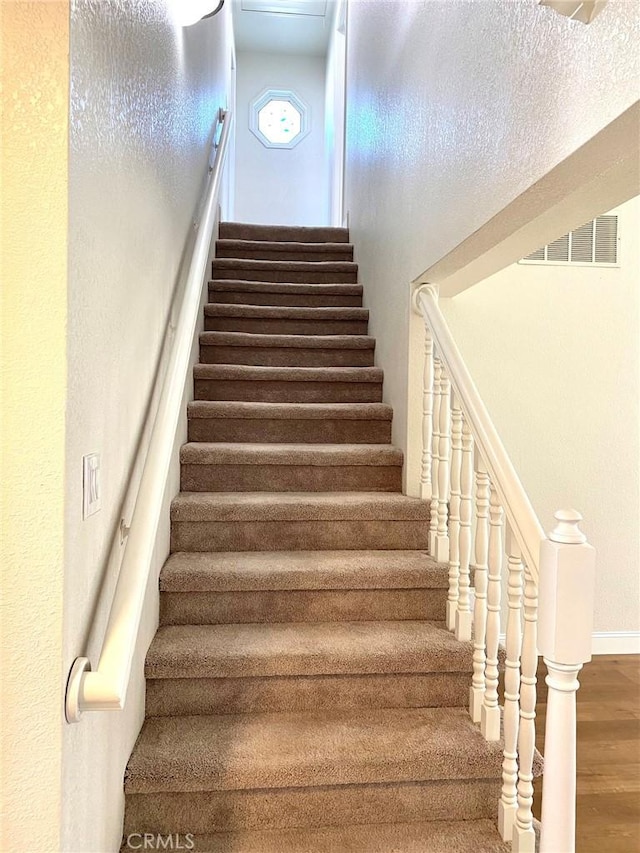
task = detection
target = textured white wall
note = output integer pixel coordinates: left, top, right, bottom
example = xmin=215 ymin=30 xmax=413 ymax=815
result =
xmin=344 ymin=0 xmax=640 ymax=461
xmin=234 ymin=51 xmax=328 ymax=225
xmin=1 ymin=5 xmax=69 ymax=851
xmin=63 ymin=3 xmax=232 ymax=851
xmin=426 ymin=197 xmax=639 ymax=637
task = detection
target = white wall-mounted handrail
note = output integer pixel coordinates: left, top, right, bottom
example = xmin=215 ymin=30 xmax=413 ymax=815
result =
xmin=65 ymin=109 xmax=233 ymax=723
xmin=414 ymin=284 xmax=545 ymax=580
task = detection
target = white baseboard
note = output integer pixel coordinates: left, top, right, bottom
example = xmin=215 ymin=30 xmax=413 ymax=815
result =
xmin=591 ymin=631 xmax=640 ymax=655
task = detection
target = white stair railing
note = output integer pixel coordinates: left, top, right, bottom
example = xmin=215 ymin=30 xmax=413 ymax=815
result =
xmin=412 ymin=283 xmax=596 ymax=853
xmin=65 ymin=108 xmax=233 ymax=723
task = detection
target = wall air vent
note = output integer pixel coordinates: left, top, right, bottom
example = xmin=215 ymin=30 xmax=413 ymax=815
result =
xmin=521 ymin=216 xmax=619 ymax=266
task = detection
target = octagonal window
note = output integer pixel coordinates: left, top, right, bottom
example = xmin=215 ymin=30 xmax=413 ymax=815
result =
xmin=250 ymin=89 xmax=310 ymax=149
xmin=258 ymin=99 xmax=301 ymax=145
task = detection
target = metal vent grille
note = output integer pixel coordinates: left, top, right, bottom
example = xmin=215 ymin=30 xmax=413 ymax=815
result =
xmin=594 ymin=216 xmax=618 ymax=263
xmin=547 ymin=234 xmax=569 ymax=262
xmin=570 ymin=221 xmax=594 ymax=262
xmin=523 ymin=216 xmax=618 ymax=265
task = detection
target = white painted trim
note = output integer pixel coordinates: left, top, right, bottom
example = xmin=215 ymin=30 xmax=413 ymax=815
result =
xmin=498 ymin=631 xmax=640 ymax=655
xmin=591 ymin=631 xmax=640 ymax=655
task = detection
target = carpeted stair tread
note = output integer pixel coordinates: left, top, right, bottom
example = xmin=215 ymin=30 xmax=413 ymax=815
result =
xmin=204 ymin=304 xmax=368 ymax=321
xmin=212 ymin=258 xmax=357 ymax=271
xmin=186 ymin=402 xmax=394 ymax=442
xmin=187 ymin=401 xmax=393 ymax=421
xmin=170 ymin=497 xmax=428 ymax=551
xmin=123 ymin=780 xmax=505 ymax=836
xmin=219 ymin=222 xmax=350 ymax=243
xmin=211 ymin=260 xmax=358 ymax=284
xmin=145 ymin=671 xmax=472 ymax=717
xmin=216 ymin=239 xmax=353 ymax=254
xmin=204 ymin=306 xmax=368 ymax=337
xmin=193 ymin=364 xmax=382 ymax=383
xmin=180 ymin=443 xmax=403 ymax=467
xmin=199 ymin=331 xmax=375 ymax=350
xmin=187 ymin=407 xmax=392 ymax=442
xmin=160 ymin=550 xmax=447 ymax=592
xmin=145 ymin=621 xmax=473 ymax=679
xmin=209 ymin=279 xmax=362 ymax=296
xmin=211 ymin=258 xmax=357 ymax=274
xmin=179 ymin=443 xmax=403 ymax=492
xmin=208 ymin=279 xmax=363 ymax=309
xmin=216 ymin=239 xmax=354 ymax=262
xmin=154 ymin=819 xmax=510 ymax=852
xmin=125 ymin=706 xmax=507 ymax=794
xmin=170 ymin=491 xmax=429 ymax=522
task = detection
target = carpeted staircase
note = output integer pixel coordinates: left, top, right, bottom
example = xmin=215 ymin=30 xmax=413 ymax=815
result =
xmin=123 ymin=223 xmax=512 ymax=851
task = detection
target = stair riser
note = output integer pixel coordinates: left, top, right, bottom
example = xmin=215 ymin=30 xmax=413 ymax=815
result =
xmin=216 ymin=247 xmax=354 ymax=262
xmin=159 ymin=588 xmax=446 ymax=626
xmin=219 ymin=224 xmax=350 ymax=243
xmin=180 ymin=464 xmax=402 ymax=493
xmin=124 ymin=779 xmax=501 ymax=835
xmin=194 ymin=380 xmax=383 ymax=403
xmin=209 ymin=291 xmax=362 ymax=307
xmin=187 ymin=418 xmax=392 ymax=444
xmin=204 ymin=317 xmax=368 ymax=335
xmin=211 ymin=265 xmax=358 ymax=284
xmin=199 ymin=346 xmax=375 ymax=367
xmin=145 ymin=672 xmax=469 ymax=716
xmin=171 ymin=520 xmax=429 ymax=552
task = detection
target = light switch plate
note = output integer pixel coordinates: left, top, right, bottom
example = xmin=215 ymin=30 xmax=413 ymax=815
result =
xmin=83 ymin=453 xmax=101 ymax=519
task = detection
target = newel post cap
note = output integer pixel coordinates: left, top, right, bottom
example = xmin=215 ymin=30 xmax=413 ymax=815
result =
xmin=549 ymin=509 xmax=587 ymax=544
xmin=537 ymin=509 xmax=596 ymax=665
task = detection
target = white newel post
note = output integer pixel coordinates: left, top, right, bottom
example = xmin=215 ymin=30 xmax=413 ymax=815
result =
xmin=538 ymin=510 xmax=596 ymax=853
xmin=420 ymin=329 xmax=434 ymax=501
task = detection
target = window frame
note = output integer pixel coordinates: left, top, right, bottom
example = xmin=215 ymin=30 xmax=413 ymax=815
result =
xmin=249 ymin=88 xmax=311 ymax=150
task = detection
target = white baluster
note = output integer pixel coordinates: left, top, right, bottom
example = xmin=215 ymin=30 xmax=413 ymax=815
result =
xmin=446 ymin=397 xmax=462 ymax=631
xmin=469 ymin=459 xmax=490 ymax=723
xmin=435 ymin=366 xmax=451 ymax=563
xmin=481 ymin=485 xmax=503 ymax=741
xmin=538 ymin=510 xmax=596 ymax=853
xmin=498 ymin=529 xmax=524 ymax=840
xmin=512 ymin=568 xmax=538 ymax=852
xmin=455 ymin=418 xmax=473 ymax=641
xmin=420 ymin=328 xmax=434 ymax=501
xmin=429 ymin=359 xmax=441 ymax=555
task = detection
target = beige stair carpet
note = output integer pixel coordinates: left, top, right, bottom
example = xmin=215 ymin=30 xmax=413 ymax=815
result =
xmin=124 ymin=221 xmax=538 ymax=851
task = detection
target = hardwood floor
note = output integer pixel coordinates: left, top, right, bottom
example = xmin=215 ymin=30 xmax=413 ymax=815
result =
xmin=533 ymin=655 xmax=640 ymax=852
